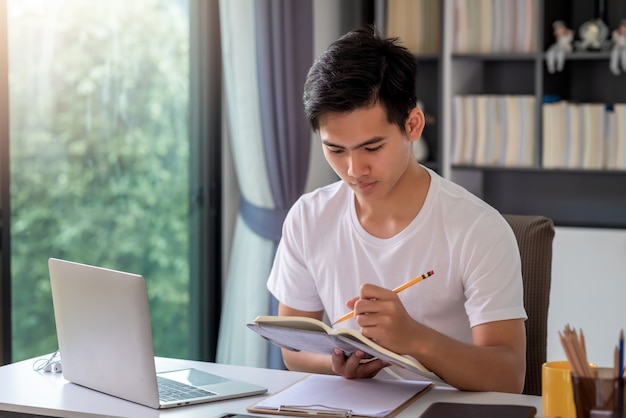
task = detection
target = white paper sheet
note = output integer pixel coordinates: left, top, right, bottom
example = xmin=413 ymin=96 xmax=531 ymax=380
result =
xmin=253 ymin=374 xmax=432 ymax=417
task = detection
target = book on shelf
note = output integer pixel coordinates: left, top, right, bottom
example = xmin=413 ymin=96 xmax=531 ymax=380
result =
xmin=554 ymin=101 xmax=568 ymax=168
xmin=451 ymin=95 xmax=469 ymax=165
xmin=513 ymin=0 xmax=526 ymax=53
xmin=581 ymin=103 xmax=606 ymax=170
xmin=247 ymin=315 xmax=442 ymax=383
xmin=462 ymin=95 xmax=477 ymax=164
xmin=478 ymin=0 xmax=493 ymax=54
xmin=450 ymin=95 xmax=464 ymax=165
xmin=451 ymin=94 xmax=535 ymax=167
xmin=541 ymin=103 xmax=553 ymax=168
xmin=496 ymin=96 xmax=509 ymax=165
xmin=541 ymin=101 xmax=623 ymax=170
xmin=452 ymin=0 xmax=536 ymax=53
xmin=520 ymin=95 xmax=536 ymax=167
xmin=386 ymin=0 xmax=409 ymax=51
xmin=486 ymin=95 xmax=503 ymax=165
xmin=453 ymin=0 xmax=468 ymax=53
xmin=420 ymin=0 xmax=441 ymax=54
xmin=542 ymin=101 xmax=568 ymax=169
xmin=499 ymin=0 xmax=515 ymax=52
xmin=565 ymin=102 xmax=582 ymax=168
xmin=606 ymin=108 xmax=618 ymax=170
xmin=473 ymin=95 xmax=489 ymax=165
xmin=503 ymin=95 xmax=522 ymax=167
xmin=614 ymin=104 xmax=626 ymax=169
xmin=580 ymin=103 xmax=593 ymax=170
xmin=385 ymin=0 xmax=440 ymax=55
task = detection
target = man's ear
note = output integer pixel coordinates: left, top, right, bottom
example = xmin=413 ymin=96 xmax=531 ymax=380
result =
xmin=405 ymin=107 xmax=426 ymax=141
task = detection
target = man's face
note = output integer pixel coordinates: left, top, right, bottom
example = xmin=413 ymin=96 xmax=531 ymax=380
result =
xmin=318 ymin=103 xmax=416 ymax=203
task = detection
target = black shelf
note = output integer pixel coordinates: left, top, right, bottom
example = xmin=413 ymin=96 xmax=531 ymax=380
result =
xmin=415 ymin=54 xmax=440 ymax=62
xmin=552 ymin=51 xmax=612 ymax=60
xmin=480 ymin=170 xmax=626 ymax=229
xmin=453 ymin=53 xmax=538 ymax=61
xmin=453 ymin=165 xmax=626 ymax=176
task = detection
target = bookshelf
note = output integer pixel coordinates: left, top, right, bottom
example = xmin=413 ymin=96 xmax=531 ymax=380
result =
xmin=380 ymin=0 xmax=442 ymax=172
xmin=379 ymin=0 xmax=626 ymax=228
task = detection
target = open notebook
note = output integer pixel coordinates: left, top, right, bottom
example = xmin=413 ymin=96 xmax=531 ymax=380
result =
xmin=48 ymin=258 xmax=267 ymax=409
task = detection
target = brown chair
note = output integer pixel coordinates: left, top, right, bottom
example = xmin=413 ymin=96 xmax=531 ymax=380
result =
xmin=502 ymin=214 xmax=555 ymax=396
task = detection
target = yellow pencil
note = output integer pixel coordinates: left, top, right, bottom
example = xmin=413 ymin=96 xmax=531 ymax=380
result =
xmin=331 ymin=270 xmax=435 ymax=326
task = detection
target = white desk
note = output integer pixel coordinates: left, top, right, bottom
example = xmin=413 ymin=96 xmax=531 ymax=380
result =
xmin=0 ymin=355 xmax=543 ymax=418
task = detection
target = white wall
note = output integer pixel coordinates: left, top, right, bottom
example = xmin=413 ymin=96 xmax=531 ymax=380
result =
xmin=547 ymin=226 xmax=626 ymax=367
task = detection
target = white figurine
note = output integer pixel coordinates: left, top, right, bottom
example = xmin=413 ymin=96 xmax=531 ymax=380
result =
xmin=576 ymin=18 xmax=610 ymax=51
xmin=546 ymin=21 xmax=573 ymax=73
xmin=610 ymin=19 xmax=626 ymax=75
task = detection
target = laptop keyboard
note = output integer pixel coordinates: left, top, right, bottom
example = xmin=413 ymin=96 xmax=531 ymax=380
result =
xmin=157 ymin=376 xmax=216 ymax=403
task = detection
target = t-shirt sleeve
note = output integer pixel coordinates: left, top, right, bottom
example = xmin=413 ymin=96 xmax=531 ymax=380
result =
xmin=266 ymin=201 xmax=326 ymax=312
xmin=462 ymin=213 xmax=528 ymax=327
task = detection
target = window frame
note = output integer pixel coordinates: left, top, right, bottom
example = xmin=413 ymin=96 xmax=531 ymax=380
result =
xmin=188 ymin=0 xmax=222 ymax=361
xmin=0 ymin=0 xmax=11 ymax=366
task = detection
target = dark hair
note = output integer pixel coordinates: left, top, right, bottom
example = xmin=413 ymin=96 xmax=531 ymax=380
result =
xmin=303 ymin=25 xmax=418 ymax=132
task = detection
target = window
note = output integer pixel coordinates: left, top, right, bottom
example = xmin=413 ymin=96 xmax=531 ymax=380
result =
xmin=5 ymin=0 xmax=207 ymax=362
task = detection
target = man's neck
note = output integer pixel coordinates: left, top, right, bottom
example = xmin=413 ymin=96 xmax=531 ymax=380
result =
xmin=355 ymin=163 xmax=431 ymax=239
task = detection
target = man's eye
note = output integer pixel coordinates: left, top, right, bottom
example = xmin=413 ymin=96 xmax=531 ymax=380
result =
xmin=328 ymin=148 xmax=344 ymax=154
xmin=365 ymin=145 xmax=383 ymax=152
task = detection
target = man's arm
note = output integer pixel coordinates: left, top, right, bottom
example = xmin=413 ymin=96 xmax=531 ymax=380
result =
xmin=353 ymin=284 xmax=526 ymax=393
xmin=277 ymin=303 xmax=388 ymax=378
xmin=405 ymin=318 xmax=526 ymax=393
xmin=276 ymin=304 xmax=333 ymax=374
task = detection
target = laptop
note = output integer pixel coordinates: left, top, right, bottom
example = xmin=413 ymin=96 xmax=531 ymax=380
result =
xmin=48 ymin=257 xmax=267 ymax=409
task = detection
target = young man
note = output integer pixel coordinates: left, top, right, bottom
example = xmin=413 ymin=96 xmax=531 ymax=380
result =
xmin=266 ymin=27 xmax=527 ymax=393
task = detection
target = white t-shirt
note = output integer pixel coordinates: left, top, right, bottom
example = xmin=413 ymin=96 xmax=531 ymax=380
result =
xmin=267 ymin=167 xmax=527 ymax=346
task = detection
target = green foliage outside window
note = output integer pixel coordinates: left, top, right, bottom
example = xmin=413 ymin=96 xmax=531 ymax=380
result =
xmin=8 ymin=0 xmax=190 ymax=361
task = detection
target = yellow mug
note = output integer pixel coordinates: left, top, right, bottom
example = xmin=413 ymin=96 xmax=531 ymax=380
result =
xmin=542 ymin=361 xmax=576 ymax=418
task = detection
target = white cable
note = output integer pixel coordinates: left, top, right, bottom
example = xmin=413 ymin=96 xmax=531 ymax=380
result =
xmin=33 ymin=350 xmax=62 ymax=373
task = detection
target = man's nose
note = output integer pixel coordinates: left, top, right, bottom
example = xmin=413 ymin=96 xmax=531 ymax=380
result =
xmin=347 ymin=153 xmax=368 ymax=178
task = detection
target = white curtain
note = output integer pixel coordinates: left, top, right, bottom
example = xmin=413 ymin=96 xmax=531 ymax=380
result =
xmin=217 ymin=0 xmax=312 ymax=368
xmin=216 ymin=0 xmax=275 ymax=367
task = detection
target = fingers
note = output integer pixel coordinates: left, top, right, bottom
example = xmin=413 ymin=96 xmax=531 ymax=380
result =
xmin=345 ymin=284 xmax=394 ymax=317
xmin=345 ymin=296 xmax=359 ymax=310
xmin=353 ymin=287 xmax=399 ymax=327
xmin=354 ymin=284 xmax=394 ymax=311
xmin=359 ymin=283 xmax=391 ymax=300
xmin=331 ymin=349 xmax=388 ymax=379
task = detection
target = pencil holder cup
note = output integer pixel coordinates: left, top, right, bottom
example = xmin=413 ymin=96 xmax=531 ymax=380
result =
xmin=570 ymin=368 xmax=625 ymax=418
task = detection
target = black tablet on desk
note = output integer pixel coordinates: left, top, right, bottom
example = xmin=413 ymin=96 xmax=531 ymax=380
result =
xmin=419 ymin=402 xmax=536 ymax=418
